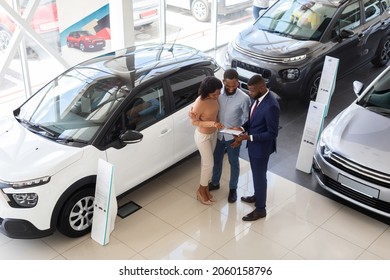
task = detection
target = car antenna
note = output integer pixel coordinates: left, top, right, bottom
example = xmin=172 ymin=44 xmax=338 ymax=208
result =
xmin=168 ymin=28 xmax=182 ymax=52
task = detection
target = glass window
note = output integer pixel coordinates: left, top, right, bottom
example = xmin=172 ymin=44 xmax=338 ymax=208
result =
xmin=126 ymin=82 xmax=165 ymax=131
xmin=364 ymin=0 xmax=383 ymax=22
xmin=254 ymin=0 xmax=337 ymax=41
xmin=339 ymin=2 xmax=361 ymax=30
xmin=359 ymin=68 xmax=390 ymax=111
xmin=168 ymin=69 xmax=209 ymax=111
xmin=381 ymin=0 xmax=390 ymax=9
xmin=16 ymin=68 xmax=125 ymax=143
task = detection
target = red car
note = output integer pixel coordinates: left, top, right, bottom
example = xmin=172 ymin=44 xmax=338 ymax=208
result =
xmin=66 ymin=30 xmax=106 ymax=52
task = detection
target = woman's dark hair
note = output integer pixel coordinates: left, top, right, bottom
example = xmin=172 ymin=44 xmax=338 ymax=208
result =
xmin=198 ymin=76 xmax=223 ymax=100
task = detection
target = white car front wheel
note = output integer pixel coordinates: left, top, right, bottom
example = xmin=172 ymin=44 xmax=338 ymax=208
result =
xmin=58 ymin=187 xmax=95 ymax=238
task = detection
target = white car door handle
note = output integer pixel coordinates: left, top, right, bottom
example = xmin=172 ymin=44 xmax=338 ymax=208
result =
xmin=159 ymin=128 xmax=171 ymax=137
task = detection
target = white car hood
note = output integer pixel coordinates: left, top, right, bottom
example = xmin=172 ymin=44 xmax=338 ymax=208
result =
xmin=328 ymin=104 xmax=390 ymax=174
xmin=0 ymin=116 xmax=83 ymax=182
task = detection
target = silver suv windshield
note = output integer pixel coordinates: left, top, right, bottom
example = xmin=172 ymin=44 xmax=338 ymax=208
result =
xmin=255 ymin=0 xmax=337 ymax=41
xmin=15 ymin=67 xmax=128 ymax=143
xmin=358 ymin=68 xmax=390 ymax=116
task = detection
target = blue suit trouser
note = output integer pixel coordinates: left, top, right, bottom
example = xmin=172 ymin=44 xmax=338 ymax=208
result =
xmin=249 ymin=155 xmax=270 ymax=211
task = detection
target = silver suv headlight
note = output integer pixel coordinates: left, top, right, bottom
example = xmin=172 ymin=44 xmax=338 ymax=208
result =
xmin=319 ymin=128 xmax=333 ymax=158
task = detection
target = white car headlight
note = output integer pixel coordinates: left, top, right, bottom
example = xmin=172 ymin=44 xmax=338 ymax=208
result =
xmin=0 ymin=176 xmax=51 ymax=189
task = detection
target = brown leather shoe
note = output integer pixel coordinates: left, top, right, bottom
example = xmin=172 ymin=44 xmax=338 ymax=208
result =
xmin=241 ymin=195 xmax=255 ymax=203
xmin=242 ymin=209 xmax=266 ymax=221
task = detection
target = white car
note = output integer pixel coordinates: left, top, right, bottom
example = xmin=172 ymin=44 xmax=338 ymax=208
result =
xmin=0 ymin=43 xmax=220 ymax=239
xmin=167 ymin=0 xmax=252 ymax=22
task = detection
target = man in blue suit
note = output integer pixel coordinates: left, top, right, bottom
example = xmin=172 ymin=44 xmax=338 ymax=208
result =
xmin=232 ymin=74 xmax=280 ymax=221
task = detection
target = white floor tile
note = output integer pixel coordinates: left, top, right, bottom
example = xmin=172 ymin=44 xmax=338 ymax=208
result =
xmin=0 ymin=233 xmax=11 ymax=246
xmin=367 ymin=227 xmax=390 ymax=259
xmin=139 ymin=229 xmax=213 ymax=260
xmin=123 ymin=177 xmax=175 ymax=207
xmin=42 ymin=231 xmax=89 ymax=254
xmin=179 ymin=207 xmax=248 ymax=251
xmin=61 ymin=236 xmax=135 ymax=260
xmin=217 ymin=228 xmax=289 ymax=260
xmin=266 ymin=173 xmax=302 ymax=206
xmin=250 ymin=207 xmax=318 ymax=250
xmin=158 ymin=156 xmax=200 ymax=188
xmin=111 ymin=208 xmax=175 ymax=252
xmin=321 ymin=207 xmax=388 ymax=249
xmin=357 ymin=251 xmax=383 ymax=260
xmin=0 ymin=239 xmax=59 ymax=260
xmin=143 ymin=189 xmax=209 ymax=227
xmin=293 ymin=228 xmax=364 ymax=259
xmin=281 ymin=187 xmax=343 ymax=226
xmin=281 ymin=251 xmax=305 ymax=260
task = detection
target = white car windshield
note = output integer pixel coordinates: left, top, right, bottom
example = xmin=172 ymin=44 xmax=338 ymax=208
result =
xmin=15 ymin=67 xmax=128 ymax=144
xmin=255 ymin=0 xmax=337 ymax=41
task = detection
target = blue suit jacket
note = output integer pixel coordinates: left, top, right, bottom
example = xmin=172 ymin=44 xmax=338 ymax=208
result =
xmin=242 ymin=92 xmax=280 ymax=158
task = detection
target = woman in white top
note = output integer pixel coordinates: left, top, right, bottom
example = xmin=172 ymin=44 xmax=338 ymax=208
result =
xmin=253 ymin=0 xmax=269 ymax=20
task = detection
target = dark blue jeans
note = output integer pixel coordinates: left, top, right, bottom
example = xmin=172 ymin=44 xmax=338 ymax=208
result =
xmin=211 ymin=137 xmax=240 ymax=190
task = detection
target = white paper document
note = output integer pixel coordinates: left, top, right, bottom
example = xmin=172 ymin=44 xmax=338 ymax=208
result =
xmin=220 ymin=128 xmax=243 ymax=136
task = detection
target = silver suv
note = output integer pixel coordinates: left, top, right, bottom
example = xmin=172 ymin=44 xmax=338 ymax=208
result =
xmin=313 ymin=65 xmax=390 ymax=218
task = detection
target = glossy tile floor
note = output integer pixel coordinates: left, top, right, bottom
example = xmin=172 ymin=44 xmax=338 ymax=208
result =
xmin=1 ymin=154 xmax=390 ymax=260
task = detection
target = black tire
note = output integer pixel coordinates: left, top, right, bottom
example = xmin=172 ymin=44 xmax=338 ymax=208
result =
xmin=57 ymin=187 xmax=95 ymax=238
xmin=67 ymin=41 xmax=72 ymax=48
xmin=80 ymin=42 xmax=85 ymax=52
xmin=304 ymin=71 xmax=322 ymax=102
xmin=191 ymin=0 xmax=210 ymax=22
xmin=372 ymin=35 xmax=390 ymax=67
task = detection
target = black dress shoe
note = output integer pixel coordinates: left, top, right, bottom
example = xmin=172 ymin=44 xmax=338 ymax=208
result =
xmin=241 ymin=195 xmax=256 ymax=203
xmin=242 ymin=209 xmax=266 ymax=221
xmin=228 ymin=189 xmax=237 ymax=203
xmin=208 ymin=182 xmax=220 ymax=191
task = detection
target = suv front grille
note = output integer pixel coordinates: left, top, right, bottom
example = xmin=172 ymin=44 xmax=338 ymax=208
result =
xmin=232 ymin=60 xmax=272 ymax=79
xmin=320 ymin=173 xmax=390 ymax=214
xmin=327 ymin=153 xmax=390 ymax=188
